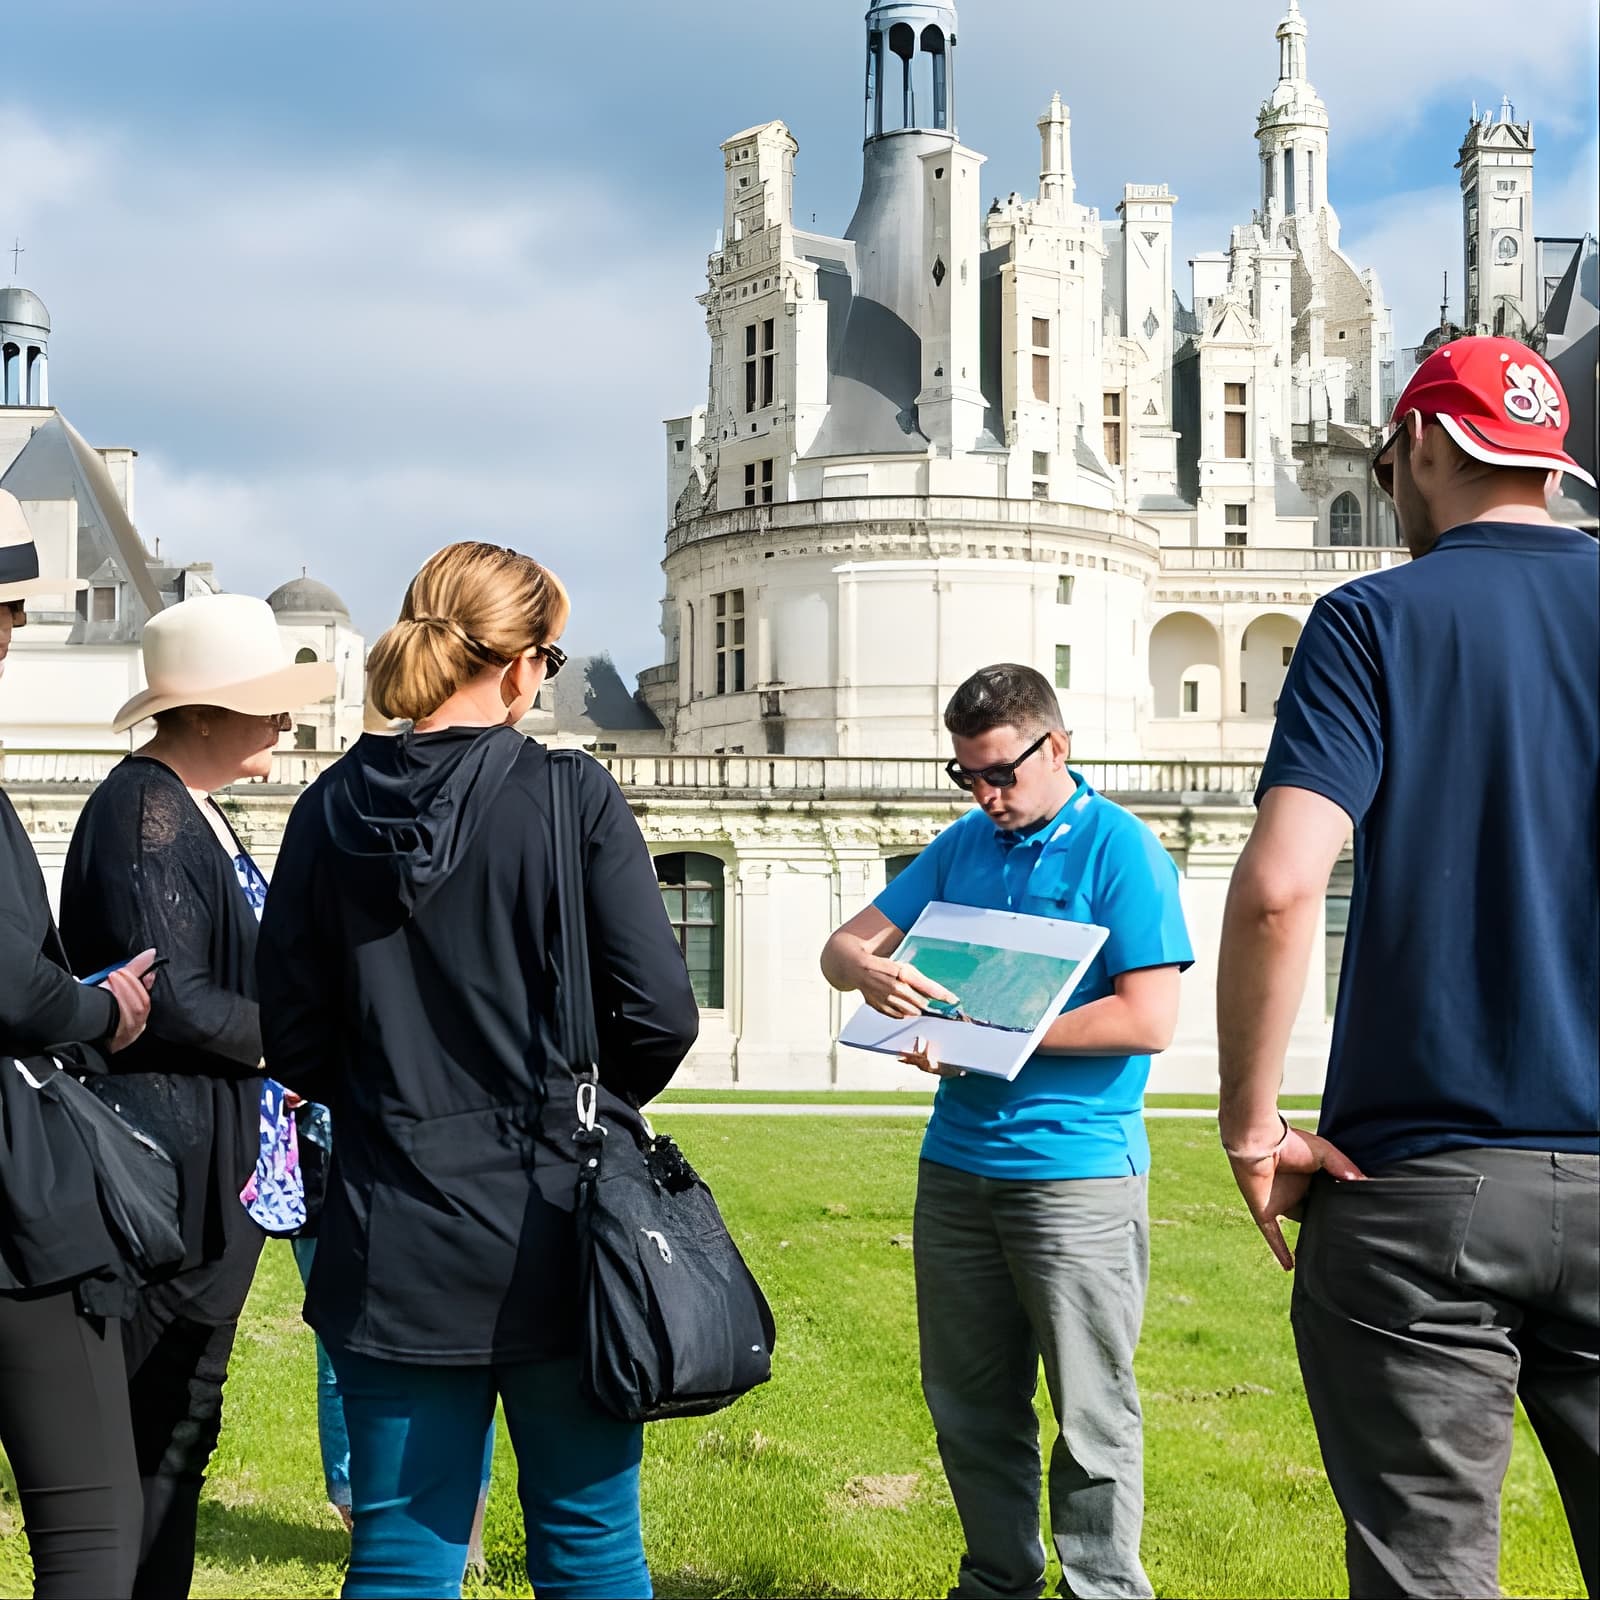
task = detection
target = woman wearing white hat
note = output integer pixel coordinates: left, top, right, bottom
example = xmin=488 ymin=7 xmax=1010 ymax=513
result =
xmin=1 ymin=488 xmax=156 ymax=1599
xmin=58 ymin=592 xmax=333 ymax=1600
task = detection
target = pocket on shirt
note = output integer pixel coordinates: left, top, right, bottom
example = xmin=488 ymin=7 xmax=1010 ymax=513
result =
xmin=1294 ymin=1173 xmax=1485 ymax=1332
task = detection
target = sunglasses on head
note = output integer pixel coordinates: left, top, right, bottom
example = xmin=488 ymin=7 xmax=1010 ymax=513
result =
xmin=945 ymin=731 xmax=1052 ymax=792
xmin=534 ymin=643 xmax=567 ymax=680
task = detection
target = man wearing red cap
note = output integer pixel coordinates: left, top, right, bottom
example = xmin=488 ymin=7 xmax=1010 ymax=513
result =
xmin=1217 ymin=336 xmax=1597 ymax=1598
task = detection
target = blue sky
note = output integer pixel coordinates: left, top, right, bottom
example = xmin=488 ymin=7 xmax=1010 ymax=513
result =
xmin=6 ymin=0 xmax=1596 ymax=675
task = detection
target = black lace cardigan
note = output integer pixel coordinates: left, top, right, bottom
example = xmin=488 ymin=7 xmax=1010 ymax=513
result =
xmin=59 ymin=756 xmax=264 ymax=1320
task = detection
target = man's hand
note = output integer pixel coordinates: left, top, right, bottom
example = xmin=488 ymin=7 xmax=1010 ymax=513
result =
xmin=102 ymin=948 xmax=157 ymax=1054
xmin=896 ymin=1034 xmax=965 ymax=1079
xmin=1226 ymin=1122 xmax=1365 ymax=1270
xmin=856 ymin=955 xmax=957 ymax=1020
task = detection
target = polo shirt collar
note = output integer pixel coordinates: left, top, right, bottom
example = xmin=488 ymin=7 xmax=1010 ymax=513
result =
xmin=1431 ymin=520 xmax=1591 ymax=555
xmin=994 ymin=770 xmax=1092 ymax=852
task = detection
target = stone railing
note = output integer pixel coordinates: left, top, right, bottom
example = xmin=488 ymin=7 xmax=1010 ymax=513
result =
xmin=666 ymin=496 xmax=1160 ymax=559
xmin=1159 ymin=546 xmax=1408 ymax=574
xmin=0 ymin=747 xmax=1262 ymax=802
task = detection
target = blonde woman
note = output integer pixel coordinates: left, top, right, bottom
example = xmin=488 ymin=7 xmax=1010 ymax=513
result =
xmin=59 ymin=594 xmax=335 ymax=1600
xmin=258 ymin=542 xmax=698 ymax=1600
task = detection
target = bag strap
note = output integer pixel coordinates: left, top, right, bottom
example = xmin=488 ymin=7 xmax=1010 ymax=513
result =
xmin=548 ymin=751 xmax=602 ymax=1134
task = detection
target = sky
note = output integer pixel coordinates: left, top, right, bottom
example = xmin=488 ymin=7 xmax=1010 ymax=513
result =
xmin=5 ymin=0 xmax=1596 ymax=678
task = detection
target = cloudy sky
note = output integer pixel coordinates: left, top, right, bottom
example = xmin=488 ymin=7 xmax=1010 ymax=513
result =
xmin=6 ymin=0 xmax=1596 ymax=675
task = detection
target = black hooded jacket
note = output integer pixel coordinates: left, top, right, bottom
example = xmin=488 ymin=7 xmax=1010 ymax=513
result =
xmin=256 ymin=727 xmax=698 ymax=1364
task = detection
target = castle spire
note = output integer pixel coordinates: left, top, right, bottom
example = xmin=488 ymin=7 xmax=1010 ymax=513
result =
xmin=1277 ymin=0 xmax=1309 ymax=83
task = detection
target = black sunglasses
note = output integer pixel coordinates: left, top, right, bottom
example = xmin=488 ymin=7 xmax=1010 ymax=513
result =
xmin=1371 ymin=410 xmax=1433 ymax=499
xmin=945 ymin=732 xmax=1052 ymax=792
xmin=535 ymin=643 xmax=567 ymax=680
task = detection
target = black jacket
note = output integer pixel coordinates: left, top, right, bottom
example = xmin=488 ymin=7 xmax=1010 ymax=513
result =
xmin=0 ymin=790 xmax=121 ymax=1297
xmin=257 ymin=728 xmax=698 ymax=1364
xmin=59 ymin=756 xmax=265 ymax=1320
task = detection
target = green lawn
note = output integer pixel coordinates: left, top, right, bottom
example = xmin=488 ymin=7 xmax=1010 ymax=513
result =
xmin=1 ymin=1119 xmax=1581 ymax=1599
xmin=653 ymin=1090 xmax=1324 ymax=1110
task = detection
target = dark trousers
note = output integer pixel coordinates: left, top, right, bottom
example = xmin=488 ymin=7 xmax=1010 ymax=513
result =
xmin=0 ymin=1286 xmax=143 ymax=1599
xmin=122 ymin=1230 xmax=264 ymax=1600
xmin=1293 ymin=1147 xmax=1599 ymax=1599
xmin=914 ymin=1159 xmax=1153 ymax=1600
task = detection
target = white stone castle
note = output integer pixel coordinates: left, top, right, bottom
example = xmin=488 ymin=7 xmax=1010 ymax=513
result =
xmin=643 ymin=0 xmax=1403 ymax=765
xmin=4 ymin=1 xmax=1594 ymax=1091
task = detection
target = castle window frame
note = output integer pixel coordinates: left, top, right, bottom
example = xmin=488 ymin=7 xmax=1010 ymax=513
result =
xmin=1224 ymin=502 xmax=1248 ymax=548
xmin=744 ymin=459 xmax=774 ymax=507
xmin=761 ymin=318 xmax=776 ymax=408
xmin=1054 ymin=644 xmax=1071 ymax=690
xmin=1031 ymin=317 xmax=1051 ymax=403
xmin=714 ymin=588 xmax=746 ymax=695
xmin=655 ymin=852 xmax=726 ymax=1010
xmin=1103 ymin=392 xmax=1123 ymax=466
xmin=1223 ymin=382 xmax=1248 ymax=459
xmin=1329 ymin=490 xmax=1363 ymax=546
xmin=744 ymin=323 xmax=758 ymax=412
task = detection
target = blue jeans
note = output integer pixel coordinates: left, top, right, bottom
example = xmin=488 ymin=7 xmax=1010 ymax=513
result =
xmin=293 ymin=1241 xmax=495 ymax=1512
xmin=329 ymin=1348 xmax=649 ymax=1600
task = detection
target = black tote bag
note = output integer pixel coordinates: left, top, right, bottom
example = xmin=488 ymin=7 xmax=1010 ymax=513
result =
xmin=11 ymin=1056 xmax=185 ymax=1279
xmin=549 ymin=750 xmax=776 ymax=1423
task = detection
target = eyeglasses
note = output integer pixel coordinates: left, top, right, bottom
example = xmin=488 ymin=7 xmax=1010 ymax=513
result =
xmin=535 ymin=643 xmax=567 ymax=680
xmin=945 ymin=732 xmax=1052 ymax=792
xmin=1371 ymin=410 xmax=1432 ymax=499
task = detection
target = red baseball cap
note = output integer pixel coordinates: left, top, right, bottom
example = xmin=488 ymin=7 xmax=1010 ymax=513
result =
xmin=1387 ymin=335 xmax=1596 ymax=489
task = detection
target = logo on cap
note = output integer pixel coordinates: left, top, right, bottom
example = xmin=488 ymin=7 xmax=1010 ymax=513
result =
xmin=1504 ymin=362 xmax=1561 ymax=427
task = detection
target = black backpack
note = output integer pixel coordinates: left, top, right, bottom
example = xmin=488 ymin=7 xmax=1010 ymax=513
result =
xmin=548 ymin=750 xmax=776 ymax=1423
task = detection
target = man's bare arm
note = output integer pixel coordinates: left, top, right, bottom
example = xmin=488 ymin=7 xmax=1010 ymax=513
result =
xmin=1217 ymin=785 xmax=1364 ymax=1268
xmin=1037 ymin=965 xmax=1182 ymax=1056
xmin=821 ymin=905 xmax=955 ymax=1018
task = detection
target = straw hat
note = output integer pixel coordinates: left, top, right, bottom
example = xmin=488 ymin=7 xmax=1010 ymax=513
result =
xmin=112 ymin=593 xmax=338 ymax=734
xmin=1 ymin=487 xmax=89 ymax=604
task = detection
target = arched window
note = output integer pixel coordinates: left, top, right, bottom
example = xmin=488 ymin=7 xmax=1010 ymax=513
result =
xmin=295 ymin=647 xmax=319 ymax=664
xmin=1329 ymin=492 xmax=1362 ymax=546
xmin=656 ymin=853 xmax=725 ymax=1009
xmin=1496 ymin=234 xmax=1519 ymax=261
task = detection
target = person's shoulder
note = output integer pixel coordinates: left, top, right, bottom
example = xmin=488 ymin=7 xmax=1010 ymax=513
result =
xmin=1080 ymin=790 xmax=1177 ymax=871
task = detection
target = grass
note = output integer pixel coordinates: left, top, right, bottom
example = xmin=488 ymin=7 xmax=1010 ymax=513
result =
xmin=1 ymin=1119 xmax=1581 ymax=1599
xmin=654 ymin=1090 xmax=1324 ymax=1110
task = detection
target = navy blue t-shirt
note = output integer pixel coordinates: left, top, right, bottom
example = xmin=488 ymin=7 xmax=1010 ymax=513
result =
xmin=1258 ymin=521 xmax=1599 ymax=1170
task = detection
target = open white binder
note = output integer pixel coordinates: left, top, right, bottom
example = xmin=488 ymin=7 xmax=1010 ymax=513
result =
xmin=839 ymin=901 xmax=1109 ymax=1081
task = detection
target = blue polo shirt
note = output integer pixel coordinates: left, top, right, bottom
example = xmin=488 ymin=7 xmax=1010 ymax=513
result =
xmin=1259 ymin=521 xmax=1599 ymax=1170
xmin=874 ymin=773 xmax=1193 ymax=1180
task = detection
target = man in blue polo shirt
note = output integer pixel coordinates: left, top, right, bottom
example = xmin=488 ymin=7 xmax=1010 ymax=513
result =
xmin=822 ymin=664 xmax=1192 ymax=1600
xmin=1217 ymin=336 xmax=1598 ymax=1599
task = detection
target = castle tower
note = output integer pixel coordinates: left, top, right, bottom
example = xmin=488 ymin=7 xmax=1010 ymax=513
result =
xmin=1038 ymin=93 xmax=1073 ymax=209
xmin=1457 ymin=97 xmax=1536 ymax=336
xmin=863 ymin=0 xmax=958 ymax=144
xmin=0 ymin=286 xmax=50 ymax=408
xmin=1254 ymin=0 xmax=1330 ymax=243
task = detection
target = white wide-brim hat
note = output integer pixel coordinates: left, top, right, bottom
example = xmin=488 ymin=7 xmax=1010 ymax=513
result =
xmin=112 ymin=592 xmax=337 ymax=734
xmin=1 ymin=488 xmax=90 ymax=604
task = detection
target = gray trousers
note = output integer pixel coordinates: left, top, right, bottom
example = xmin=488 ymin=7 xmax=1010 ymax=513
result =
xmin=914 ymin=1159 xmax=1152 ymax=1600
xmin=1293 ymin=1147 xmax=1599 ymax=1599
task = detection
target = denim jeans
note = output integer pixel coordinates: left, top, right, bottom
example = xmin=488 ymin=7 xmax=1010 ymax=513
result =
xmin=292 ymin=1240 xmax=496 ymax=1514
xmin=914 ymin=1159 xmax=1153 ymax=1600
xmin=329 ymin=1348 xmax=648 ymax=1600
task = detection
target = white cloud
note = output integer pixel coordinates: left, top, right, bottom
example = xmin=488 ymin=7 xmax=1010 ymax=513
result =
xmin=3 ymin=105 xmax=707 ymax=675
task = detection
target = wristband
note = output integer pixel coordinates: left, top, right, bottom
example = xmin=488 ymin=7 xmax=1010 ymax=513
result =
xmin=1222 ymin=1111 xmax=1291 ymax=1164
